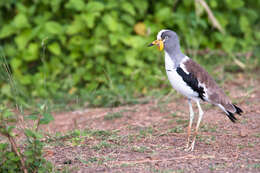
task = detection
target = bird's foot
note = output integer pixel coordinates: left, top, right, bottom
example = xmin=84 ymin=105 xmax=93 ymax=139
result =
xmin=184 ymin=142 xmax=190 ymax=150
xmin=184 ymin=140 xmax=195 ymax=151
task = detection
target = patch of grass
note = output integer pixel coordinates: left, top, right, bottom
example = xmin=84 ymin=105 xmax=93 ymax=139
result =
xmin=197 ymin=135 xmax=216 ymax=145
xmin=138 ymin=126 xmax=154 ymax=138
xmin=70 ymin=136 xmax=84 ymax=146
xmin=120 ymin=163 xmax=135 ymax=168
xmin=149 ymin=167 xmax=184 ymax=173
xmin=92 ymin=140 xmax=114 ymax=151
xmin=176 ymin=119 xmax=188 ymax=125
xmin=247 ymin=163 xmax=260 ymax=169
xmin=104 ymin=112 xmax=123 ymax=120
xmin=200 ymin=124 xmax=218 ymax=132
xmin=203 ymin=104 xmax=215 ymax=110
xmin=131 ymin=146 xmax=150 ymax=153
xmin=85 ymin=86 xmax=145 ymax=107
xmin=46 ymin=129 xmax=116 ymax=145
xmin=241 ymin=118 xmax=248 ymax=124
xmin=85 ymin=129 xmax=115 ymax=140
xmin=168 ymin=126 xmax=184 ymax=133
xmin=254 ymin=133 xmax=260 ymax=138
xmin=209 ymin=163 xmax=227 ymax=171
xmin=170 ymin=112 xmax=178 ymax=118
xmin=248 ymin=142 xmax=255 ymax=148
xmin=237 ymin=144 xmax=245 ymax=149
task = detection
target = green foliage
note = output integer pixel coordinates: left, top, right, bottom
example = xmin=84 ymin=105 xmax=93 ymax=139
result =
xmin=0 ymin=143 xmax=21 ymax=173
xmin=0 ymin=0 xmax=259 ymax=104
xmin=0 ymin=104 xmax=54 ymax=172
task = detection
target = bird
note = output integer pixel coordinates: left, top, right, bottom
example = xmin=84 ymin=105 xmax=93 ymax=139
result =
xmin=148 ymin=29 xmax=243 ymax=151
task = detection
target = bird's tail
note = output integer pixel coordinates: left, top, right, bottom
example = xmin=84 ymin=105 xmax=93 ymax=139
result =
xmin=218 ymin=104 xmax=243 ymax=123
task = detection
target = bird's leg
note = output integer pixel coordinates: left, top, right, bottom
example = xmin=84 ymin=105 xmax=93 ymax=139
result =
xmin=185 ymin=99 xmax=194 ymax=149
xmin=187 ymin=100 xmax=204 ymax=151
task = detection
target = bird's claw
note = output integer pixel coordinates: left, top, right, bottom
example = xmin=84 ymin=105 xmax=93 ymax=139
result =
xmin=184 ymin=140 xmax=195 ymax=151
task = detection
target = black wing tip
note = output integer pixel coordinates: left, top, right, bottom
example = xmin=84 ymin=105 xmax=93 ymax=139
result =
xmin=226 ymin=111 xmax=237 ymax=123
xmin=233 ymin=104 xmax=243 ymax=115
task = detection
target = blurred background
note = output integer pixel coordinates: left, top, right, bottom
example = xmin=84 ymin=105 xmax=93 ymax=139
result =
xmin=0 ymin=0 xmax=259 ymax=108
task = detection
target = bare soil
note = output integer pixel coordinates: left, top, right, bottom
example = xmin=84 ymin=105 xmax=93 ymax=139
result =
xmin=45 ymin=73 xmax=260 ymax=173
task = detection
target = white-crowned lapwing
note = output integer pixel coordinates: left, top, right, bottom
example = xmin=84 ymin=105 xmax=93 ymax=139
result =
xmin=149 ymin=29 xmax=243 ymax=151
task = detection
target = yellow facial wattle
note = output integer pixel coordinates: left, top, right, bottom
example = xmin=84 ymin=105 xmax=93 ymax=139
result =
xmin=150 ymin=40 xmax=164 ymax=51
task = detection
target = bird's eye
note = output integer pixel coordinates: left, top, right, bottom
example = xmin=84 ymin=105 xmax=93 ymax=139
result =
xmin=164 ymin=36 xmax=169 ymax=40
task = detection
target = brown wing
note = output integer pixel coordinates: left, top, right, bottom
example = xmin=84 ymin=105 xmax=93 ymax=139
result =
xmin=184 ymin=59 xmax=236 ymax=113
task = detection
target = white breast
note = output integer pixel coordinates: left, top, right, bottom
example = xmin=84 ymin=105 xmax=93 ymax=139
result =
xmin=165 ymin=53 xmax=199 ymax=100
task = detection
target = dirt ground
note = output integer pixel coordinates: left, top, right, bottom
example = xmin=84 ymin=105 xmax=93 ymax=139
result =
xmin=44 ymin=73 xmax=260 ymax=173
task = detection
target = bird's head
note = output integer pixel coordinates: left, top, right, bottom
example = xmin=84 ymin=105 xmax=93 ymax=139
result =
xmin=148 ymin=29 xmax=180 ymax=52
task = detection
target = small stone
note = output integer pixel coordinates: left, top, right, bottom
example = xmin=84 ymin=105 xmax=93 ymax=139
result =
xmin=239 ymin=129 xmax=248 ymax=137
xmin=63 ymin=160 xmax=72 ymax=164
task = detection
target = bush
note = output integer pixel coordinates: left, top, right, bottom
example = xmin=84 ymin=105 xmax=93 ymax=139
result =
xmin=0 ymin=104 xmax=54 ymax=173
xmin=0 ymin=0 xmax=259 ymax=103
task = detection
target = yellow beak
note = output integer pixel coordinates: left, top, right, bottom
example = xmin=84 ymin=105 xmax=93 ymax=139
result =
xmin=148 ymin=40 xmax=164 ymax=51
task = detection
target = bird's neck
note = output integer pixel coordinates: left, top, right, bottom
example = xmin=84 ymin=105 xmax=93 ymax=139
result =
xmin=164 ymin=45 xmax=185 ymax=68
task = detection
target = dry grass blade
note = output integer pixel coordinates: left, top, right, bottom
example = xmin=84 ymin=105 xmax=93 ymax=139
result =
xmin=195 ymin=0 xmax=225 ymax=34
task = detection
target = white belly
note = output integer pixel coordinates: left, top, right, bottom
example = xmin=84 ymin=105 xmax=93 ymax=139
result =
xmin=166 ymin=70 xmax=198 ymax=99
xmin=165 ymin=53 xmax=198 ymax=100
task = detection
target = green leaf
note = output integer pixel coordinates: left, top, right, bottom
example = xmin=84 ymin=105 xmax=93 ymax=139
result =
xmin=7 ymin=126 xmax=15 ymax=133
xmin=82 ymin=12 xmax=100 ymax=29
xmin=15 ymin=29 xmax=32 ymax=50
xmin=48 ymin=42 xmax=61 ymax=55
xmin=24 ymin=150 xmax=33 ymax=157
xmin=121 ymin=36 xmax=145 ymax=48
xmin=122 ymin=2 xmax=135 ymax=16
xmin=0 ymin=25 xmax=16 ymax=38
xmin=24 ymin=129 xmax=43 ymax=138
xmin=226 ymin=0 xmax=244 ymax=9
xmin=39 ymin=113 xmax=54 ymax=124
xmin=132 ymin=1 xmax=148 ymax=16
xmin=155 ymin=7 xmax=172 ymax=22
xmin=24 ymin=43 xmax=39 ymax=61
xmin=239 ymin=15 xmax=250 ymax=33
xmin=65 ymin=0 xmax=85 ymax=11
xmin=222 ymin=36 xmax=236 ymax=53
xmin=1 ymin=84 xmax=11 ymax=97
xmin=25 ymin=114 xmax=39 ymax=120
xmin=2 ymin=109 xmax=14 ymax=119
xmin=85 ymin=1 xmax=105 ymax=12
xmin=10 ymin=58 xmax=22 ymax=69
xmin=102 ymin=14 xmax=118 ymax=32
xmin=66 ymin=17 xmax=84 ymax=35
xmin=209 ymin=0 xmax=218 ymax=8
xmin=13 ymin=13 xmax=30 ymax=28
xmin=45 ymin=21 xmax=63 ymax=35
xmin=24 ymin=129 xmax=35 ymax=138
xmin=19 ymin=74 xmax=31 ymax=85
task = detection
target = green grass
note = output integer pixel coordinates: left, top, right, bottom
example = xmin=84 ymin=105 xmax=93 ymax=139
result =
xmin=200 ymin=124 xmax=218 ymax=132
xmin=209 ymin=163 xmax=227 ymax=171
xmin=176 ymin=119 xmax=188 ymax=125
xmin=104 ymin=112 xmax=123 ymax=120
xmin=149 ymin=167 xmax=184 ymax=173
xmin=92 ymin=141 xmax=114 ymax=151
xmin=168 ymin=126 xmax=184 ymax=133
xmin=197 ymin=135 xmax=216 ymax=145
xmin=247 ymin=163 xmax=260 ymax=169
xmin=131 ymin=146 xmax=150 ymax=153
xmin=138 ymin=126 xmax=154 ymax=137
xmin=254 ymin=133 xmax=260 ymax=138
